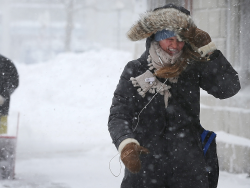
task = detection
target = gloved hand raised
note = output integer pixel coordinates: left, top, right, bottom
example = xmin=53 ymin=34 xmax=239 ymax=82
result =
xmin=184 ymin=27 xmax=211 ymax=48
xmin=121 ymin=142 xmax=149 ymax=173
xmin=180 ymin=27 xmax=216 ymax=57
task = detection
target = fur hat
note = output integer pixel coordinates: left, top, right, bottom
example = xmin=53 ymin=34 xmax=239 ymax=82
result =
xmin=127 ymin=4 xmax=196 ymax=41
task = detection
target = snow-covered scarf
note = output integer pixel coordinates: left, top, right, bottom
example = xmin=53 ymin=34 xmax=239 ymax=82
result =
xmin=130 ymin=41 xmax=182 ymax=108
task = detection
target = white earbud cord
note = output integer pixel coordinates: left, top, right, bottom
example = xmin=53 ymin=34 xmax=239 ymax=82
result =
xmin=109 ymin=152 xmax=122 ymax=177
xmin=133 ymin=78 xmax=168 ymax=132
xmin=109 ymin=78 xmax=168 ymax=177
xmin=156 ymin=51 xmax=165 ymax=67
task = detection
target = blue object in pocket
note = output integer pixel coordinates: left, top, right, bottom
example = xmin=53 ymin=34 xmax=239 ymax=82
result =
xmin=200 ymin=129 xmax=217 ymax=156
xmin=200 ymin=125 xmax=219 ymax=188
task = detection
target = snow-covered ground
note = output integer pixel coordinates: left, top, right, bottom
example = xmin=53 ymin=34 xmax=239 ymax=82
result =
xmin=0 ymin=49 xmax=250 ymax=187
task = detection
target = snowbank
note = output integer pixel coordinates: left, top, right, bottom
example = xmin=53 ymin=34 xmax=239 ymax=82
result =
xmin=9 ymin=49 xmax=132 ymax=156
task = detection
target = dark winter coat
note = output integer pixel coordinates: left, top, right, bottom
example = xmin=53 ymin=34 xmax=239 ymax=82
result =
xmin=108 ymin=36 xmax=240 ymax=188
xmin=0 ymin=55 xmax=19 ymax=116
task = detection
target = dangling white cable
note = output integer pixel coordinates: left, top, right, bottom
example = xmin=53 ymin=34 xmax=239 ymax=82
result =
xmin=109 ymin=152 xmax=122 ymax=177
xmin=109 ymin=77 xmax=168 ymax=176
xmin=133 ymin=79 xmax=168 ymax=132
xmin=156 ymin=52 xmax=165 ymax=67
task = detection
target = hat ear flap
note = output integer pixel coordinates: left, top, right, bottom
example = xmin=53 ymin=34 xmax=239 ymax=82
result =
xmin=127 ymin=8 xmax=196 ymax=41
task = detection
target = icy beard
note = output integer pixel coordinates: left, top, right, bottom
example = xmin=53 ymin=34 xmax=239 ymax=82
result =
xmin=148 ymin=41 xmax=183 ymax=70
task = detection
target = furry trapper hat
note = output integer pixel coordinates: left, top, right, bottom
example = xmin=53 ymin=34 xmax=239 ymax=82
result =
xmin=127 ymin=4 xmax=196 ymax=41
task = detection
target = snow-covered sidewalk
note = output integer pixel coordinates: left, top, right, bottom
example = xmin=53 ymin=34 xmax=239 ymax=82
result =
xmin=1 ymin=149 xmax=250 ymax=188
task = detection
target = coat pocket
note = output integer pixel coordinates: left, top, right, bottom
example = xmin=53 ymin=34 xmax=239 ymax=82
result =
xmin=200 ymin=130 xmax=219 ymax=188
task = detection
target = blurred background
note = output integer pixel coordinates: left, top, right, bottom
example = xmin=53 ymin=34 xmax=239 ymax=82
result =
xmin=0 ymin=0 xmax=249 ymax=187
xmin=0 ymin=0 xmax=147 ymax=64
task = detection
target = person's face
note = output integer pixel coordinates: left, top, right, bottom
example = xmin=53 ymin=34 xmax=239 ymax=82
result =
xmin=159 ymin=36 xmax=185 ymax=56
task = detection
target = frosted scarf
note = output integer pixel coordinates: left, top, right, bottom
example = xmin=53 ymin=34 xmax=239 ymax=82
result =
xmin=130 ymin=41 xmax=182 ymax=108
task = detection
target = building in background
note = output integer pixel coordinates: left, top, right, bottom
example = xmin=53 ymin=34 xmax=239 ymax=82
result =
xmin=0 ymin=0 xmax=74 ymax=63
xmin=147 ymin=0 xmax=250 ymax=174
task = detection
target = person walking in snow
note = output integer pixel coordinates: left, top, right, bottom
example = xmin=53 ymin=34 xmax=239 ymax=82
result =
xmin=108 ymin=4 xmax=240 ymax=188
xmin=0 ymin=55 xmax=19 ymax=134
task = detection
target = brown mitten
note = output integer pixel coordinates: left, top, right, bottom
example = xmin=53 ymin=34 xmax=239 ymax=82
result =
xmin=180 ymin=27 xmax=216 ymax=57
xmin=180 ymin=27 xmax=211 ymax=47
xmin=192 ymin=28 xmax=211 ymax=48
xmin=121 ymin=142 xmax=149 ymax=173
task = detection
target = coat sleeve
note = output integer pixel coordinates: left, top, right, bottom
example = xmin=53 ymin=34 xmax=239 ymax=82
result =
xmin=108 ymin=61 xmax=139 ymax=149
xmin=0 ymin=56 xmax=19 ymax=98
xmin=198 ymin=50 xmax=241 ymax=99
